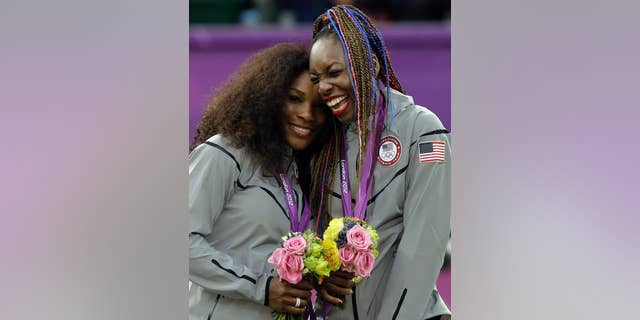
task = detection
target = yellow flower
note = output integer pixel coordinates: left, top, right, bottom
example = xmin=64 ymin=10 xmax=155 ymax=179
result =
xmin=321 ymin=238 xmax=341 ymax=271
xmin=323 ymin=218 xmax=344 ymax=240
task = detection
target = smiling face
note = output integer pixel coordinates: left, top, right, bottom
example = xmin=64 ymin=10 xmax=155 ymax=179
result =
xmin=281 ymin=71 xmax=327 ymax=151
xmin=309 ymin=35 xmax=356 ymax=123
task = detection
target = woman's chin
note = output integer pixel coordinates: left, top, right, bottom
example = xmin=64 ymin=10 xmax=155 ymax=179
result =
xmin=286 ymin=137 xmax=312 ymax=151
xmin=337 ymin=107 xmax=355 ymax=123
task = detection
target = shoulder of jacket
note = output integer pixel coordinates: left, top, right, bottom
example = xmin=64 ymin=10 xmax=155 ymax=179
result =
xmin=390 ymin=104 xmax=445 ymax=140
xmin=190 ymin=134 xmax=253 ymax=171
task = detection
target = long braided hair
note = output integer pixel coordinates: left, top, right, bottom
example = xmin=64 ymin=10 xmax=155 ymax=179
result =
xmin=309 ymin=5 xmax=405 ymax=231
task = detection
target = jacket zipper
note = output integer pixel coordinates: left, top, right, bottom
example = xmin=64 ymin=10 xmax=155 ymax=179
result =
xmin=207 ymin=294 xmax=221 ymax=320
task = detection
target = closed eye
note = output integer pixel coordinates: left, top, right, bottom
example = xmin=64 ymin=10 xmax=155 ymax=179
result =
xmin=328 ymin=70 xmax=342 ymax=77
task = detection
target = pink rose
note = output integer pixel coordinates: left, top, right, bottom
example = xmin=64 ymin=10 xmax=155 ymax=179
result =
xmin=346 ymin=225 xmax=373 ymax=250
xmin=278 ymin=253 xmax=304 ymax=284
xmin=353 ymin=250 xmax=375 ymax=277
xmin=283 ymin=235 xmax=307 ymax=255
xmin=339 ymin=245 xmax=357 ymax=273
xmin=267 ymin=247 xmax=287 ymax=265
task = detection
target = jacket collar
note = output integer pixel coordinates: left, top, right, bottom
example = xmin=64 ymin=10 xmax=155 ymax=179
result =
xmin=380 ymin=87 xmax=414 ymax=119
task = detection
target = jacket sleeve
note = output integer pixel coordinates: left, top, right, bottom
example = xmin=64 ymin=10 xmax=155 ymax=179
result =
xmin=188 ymin=143 xmax=272 ymax=306
xmin=376 ymin=111 xmax=451 ymax=320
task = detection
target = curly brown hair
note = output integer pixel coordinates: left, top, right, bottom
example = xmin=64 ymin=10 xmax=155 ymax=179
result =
xmin=189 ymin=43 xmax=327 ymax=174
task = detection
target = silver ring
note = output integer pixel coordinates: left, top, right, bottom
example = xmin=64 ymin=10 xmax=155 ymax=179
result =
xmin=294 ymin=297 xmax=301 ymax=308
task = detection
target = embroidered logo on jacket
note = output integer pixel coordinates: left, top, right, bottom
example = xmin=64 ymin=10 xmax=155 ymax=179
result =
xmin=418 ymin=141 xmax=446 ymax=163
xmin=377 ymin=136 xmax=401 ymax=166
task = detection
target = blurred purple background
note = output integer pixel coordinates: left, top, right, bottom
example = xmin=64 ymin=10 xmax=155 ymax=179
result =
xmin=189 ymin=24 xmax=451 ymax=143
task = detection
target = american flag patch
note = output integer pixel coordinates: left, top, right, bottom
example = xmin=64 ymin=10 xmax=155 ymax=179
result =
xmin=418 ymin=141 xmax=446 ymax=163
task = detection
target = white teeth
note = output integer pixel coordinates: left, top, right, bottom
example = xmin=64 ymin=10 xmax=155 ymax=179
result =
xmin=291 ymin=124 xmax=311 ymax=136
xmin=327 ymin=96 xmax=346 ymax=107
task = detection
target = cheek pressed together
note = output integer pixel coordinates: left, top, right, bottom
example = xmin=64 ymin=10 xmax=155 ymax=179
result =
xmin=281 ymin=71 xmax=326 ymax=151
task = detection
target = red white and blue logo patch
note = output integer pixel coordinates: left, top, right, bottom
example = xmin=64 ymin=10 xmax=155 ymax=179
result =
xmin=418 ymin=141 xmax=446 ymax=163
xmin=377 ymin=136 xmax=401 ymax=166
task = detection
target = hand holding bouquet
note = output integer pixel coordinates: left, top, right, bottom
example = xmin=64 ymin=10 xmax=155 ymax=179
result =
xmin=267 ymin=230 xmax=332 ymax=320
xmin=322 ymin=217 xmax=379 ymax=283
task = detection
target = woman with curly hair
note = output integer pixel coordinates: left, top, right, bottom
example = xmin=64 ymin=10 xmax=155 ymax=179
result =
xmin=307 ymin=5 xmax=451 ymax=320
xmin=188 ymin=43 xmax=331 ymax=319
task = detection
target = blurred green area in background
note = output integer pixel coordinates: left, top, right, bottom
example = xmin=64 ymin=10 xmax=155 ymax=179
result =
xmin=190 ymin=0 xmax=244 ymax=24
xmin=189 ymin=0 xmax=450 ymax=25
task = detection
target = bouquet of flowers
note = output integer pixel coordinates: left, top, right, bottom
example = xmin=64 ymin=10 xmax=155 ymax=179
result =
xmin=267 ymin=229 xmax=332 ymax=320
xmin=321 ymin=217 xmax=379 ymax=283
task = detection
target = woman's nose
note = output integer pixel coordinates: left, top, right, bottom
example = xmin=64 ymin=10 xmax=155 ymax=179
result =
xmin=318 ymin=79 xmax=333 ymax=96
xmin=297 ymin=102 xmax=313 ymax=121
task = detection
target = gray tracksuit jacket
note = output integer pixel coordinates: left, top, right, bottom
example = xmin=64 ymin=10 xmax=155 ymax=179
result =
xmin=188 ymin=135 xmax=306 ymax=319
xmin=325 ymin=89 xmax=451 ymax=320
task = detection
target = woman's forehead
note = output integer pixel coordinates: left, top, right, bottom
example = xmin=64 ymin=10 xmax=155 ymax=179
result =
xmin=310 ymin=36 xmax=345 ymax=65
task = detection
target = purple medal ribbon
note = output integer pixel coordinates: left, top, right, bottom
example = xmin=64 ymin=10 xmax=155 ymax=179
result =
xmin=338 ymin=95 xmax=386 ymax=220
xmin=338 ymin=155 xmax=353 ymax=219
xmin=277 ymin=171 xmax=312 ymax=233
xmin=278 ymin=170 xmax=317 ymax=320
xmin=323 ymin=95 xmax=386 ymax=319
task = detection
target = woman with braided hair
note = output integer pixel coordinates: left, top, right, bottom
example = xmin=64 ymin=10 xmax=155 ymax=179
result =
xmin=308 ymin=5 xmax=451 ymax=320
